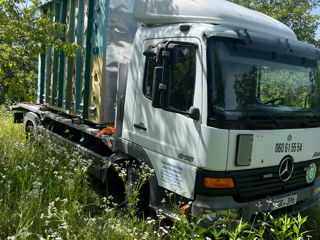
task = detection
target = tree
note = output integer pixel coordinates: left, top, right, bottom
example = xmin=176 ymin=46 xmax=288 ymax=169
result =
xmin=230 ymin=0 xmax=320 ymax=47
xmin=0 ymin=0 xmax=78 ymax=104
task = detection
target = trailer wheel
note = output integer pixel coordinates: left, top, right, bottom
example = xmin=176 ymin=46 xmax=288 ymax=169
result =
xmin=126 ymin=164 xmax=150 ymax=215
xmin=23 ymin=112 xmax=40 ymax=140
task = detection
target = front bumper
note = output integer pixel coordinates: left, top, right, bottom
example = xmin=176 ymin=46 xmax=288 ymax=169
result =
xmin=191 ymin=180 xmax=320 ymax=224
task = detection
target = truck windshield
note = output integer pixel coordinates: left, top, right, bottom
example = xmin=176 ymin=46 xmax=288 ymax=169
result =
xmin=207 ymin=37 xmax=320 ymax=129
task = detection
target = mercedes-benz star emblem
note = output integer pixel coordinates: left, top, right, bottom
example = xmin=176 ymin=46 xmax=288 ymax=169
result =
xmin=279 ymin=156 xmax=294 ymax=182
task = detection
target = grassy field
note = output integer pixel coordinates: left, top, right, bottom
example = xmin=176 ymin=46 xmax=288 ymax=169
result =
xmin=0 ymin=109 xmax=319 ymax=240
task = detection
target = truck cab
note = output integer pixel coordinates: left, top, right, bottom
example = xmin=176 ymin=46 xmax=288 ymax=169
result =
xmin=121 ymin=0 xmax=320 ymax=223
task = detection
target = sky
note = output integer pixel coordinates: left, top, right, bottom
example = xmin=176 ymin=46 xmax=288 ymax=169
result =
xmin=312 ymin=6 xmax=320 ymax=39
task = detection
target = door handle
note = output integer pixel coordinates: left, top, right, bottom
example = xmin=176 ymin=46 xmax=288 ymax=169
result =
xmin=134 ymin=123 xmax=147 ymax=131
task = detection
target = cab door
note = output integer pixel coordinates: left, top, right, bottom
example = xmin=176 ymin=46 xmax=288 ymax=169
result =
xmin=130 ymin=38 xmax=203 ymax=199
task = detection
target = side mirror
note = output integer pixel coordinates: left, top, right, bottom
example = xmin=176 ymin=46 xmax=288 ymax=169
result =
xmin=152 ymin=66 xmax=163 ymax=108
xmin=188 ymin=106 xmax=200 ymax=121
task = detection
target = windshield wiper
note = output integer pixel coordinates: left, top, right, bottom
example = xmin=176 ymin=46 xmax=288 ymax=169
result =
xmin=242 ymin=106 xmax=282 ymax=128
xmin=213 ymin=105 xmax=282 ymax=127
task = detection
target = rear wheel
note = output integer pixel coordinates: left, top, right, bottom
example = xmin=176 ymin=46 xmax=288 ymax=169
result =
xmin=23 ymin=112 xmax=40 ymax=140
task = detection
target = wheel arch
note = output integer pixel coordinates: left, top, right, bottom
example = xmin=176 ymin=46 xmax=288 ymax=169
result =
xmin=104 ymin=137 xmax=165 ymax=208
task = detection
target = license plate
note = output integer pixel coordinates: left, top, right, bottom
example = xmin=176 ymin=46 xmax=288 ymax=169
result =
xmin=273 ymin=194 xmax=297 ymax=210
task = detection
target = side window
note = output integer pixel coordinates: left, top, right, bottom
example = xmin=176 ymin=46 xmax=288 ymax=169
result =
xmin=142 ymin=44 xmax=197 ymax=113
xmin=169 ymin=46 xmax=196 ymax=112
xmin=143 ymin=56 xmax=156 ymax=99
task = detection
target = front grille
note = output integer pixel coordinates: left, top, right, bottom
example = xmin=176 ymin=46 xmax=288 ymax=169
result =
xmin=232 ymin=160 xmax=319 ymax=203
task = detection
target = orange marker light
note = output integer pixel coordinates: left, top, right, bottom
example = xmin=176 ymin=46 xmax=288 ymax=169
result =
xmin=181 ymin=204 xmax=189 ymax=215
xmin=203 ymin=177 xmax=235 ymax=189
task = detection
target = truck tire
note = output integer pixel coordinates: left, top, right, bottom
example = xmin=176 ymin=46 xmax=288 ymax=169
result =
xmin=126 ymin=164 xmax=150 ymax=215
xmin=23 ymin=112 xmax=40 ymax=140
xmin=107 ymin=165 xmax=126 ymax=202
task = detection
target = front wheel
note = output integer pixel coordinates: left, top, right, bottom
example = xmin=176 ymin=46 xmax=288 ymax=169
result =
xmin=126 ymin=164 xmax=150 ymax=215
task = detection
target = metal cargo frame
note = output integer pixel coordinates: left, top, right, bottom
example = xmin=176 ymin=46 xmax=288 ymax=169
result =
xmin=38 ymin=0 xmax=137 ymax=125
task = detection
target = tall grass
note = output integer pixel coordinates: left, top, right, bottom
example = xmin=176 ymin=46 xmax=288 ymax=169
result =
xmin=0 ymin=111 xmax=141 ymax=239
xmin=0 ymin=109 xmax=317 ymax=240
xmin=0 ymin=111 xmax=199 ymax=239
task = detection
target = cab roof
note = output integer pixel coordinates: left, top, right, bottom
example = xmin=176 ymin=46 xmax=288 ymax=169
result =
xmin=134 ymin=0 xmax=297 ymax=40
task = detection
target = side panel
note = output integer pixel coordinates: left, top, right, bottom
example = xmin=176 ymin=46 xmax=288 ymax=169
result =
xmin=44 ymin=4 xmax=53 ymax=105
xmin=64 ymin=0 xmax=76 ymax=111
xmin=101 ymin=0 xmax=137 ymax=123
xmin=74 ymin=0 xmax=83 ymax=114
xmin=82 ymin=0 xmax=94 ymax=119
xmin=45 ymin=45 xmax=52 ymax=104
xmin=89 ymin=56 xmax=106 ymax=123
xmin=57 ymin=0 xmax=67 ymax=108
xmin=51 ymin=1 xmax=61 ymax=107
xmin=37 ymin=9 xmax=49 ymax=104
xmin=88 ymin=0 xmax=107 ymax=123
xmin=37 ymin=49 xmax=45 ymax=104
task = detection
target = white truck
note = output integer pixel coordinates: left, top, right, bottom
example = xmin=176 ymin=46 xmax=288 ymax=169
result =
xmin=12 ymin=0 xmax=320 ymax=224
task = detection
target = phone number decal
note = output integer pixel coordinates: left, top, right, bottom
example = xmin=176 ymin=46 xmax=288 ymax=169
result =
xmin=275 ymin=143 xmax=302 ymax=153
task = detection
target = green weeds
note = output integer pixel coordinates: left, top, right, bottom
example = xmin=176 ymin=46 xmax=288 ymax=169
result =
xmin=0 ymin=111 xmax=317 ymax=239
